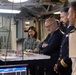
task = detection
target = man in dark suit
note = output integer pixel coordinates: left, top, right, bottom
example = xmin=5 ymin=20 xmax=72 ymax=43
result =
xmin=54 ymin=7 xmax=74 ymax=75
xmin=38 ymin=18 xmax=63 ymax=75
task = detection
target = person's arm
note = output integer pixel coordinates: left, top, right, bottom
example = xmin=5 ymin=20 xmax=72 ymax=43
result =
xmin=57 ymin=56 xmax=72 ymax=71
xmin=38 ymin=34 xmax=51 ymax=50
xmin=23 ymin=38 xmax=27 ymax=50
xmin=54 ymin=55 xmax=72 ymax=74
xmin=38 ymin=42 xmax=43 ymax=49
xmin=42 ymin=35 xmax=62 ymax=55
xmin=33 ymin=39 xmax=41 ymax=53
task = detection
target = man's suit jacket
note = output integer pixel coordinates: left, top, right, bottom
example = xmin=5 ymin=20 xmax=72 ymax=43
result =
xmin=39 ymin=29 xmax=63 ymax=66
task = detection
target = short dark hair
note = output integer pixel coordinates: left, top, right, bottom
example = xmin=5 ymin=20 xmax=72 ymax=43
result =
xmin=70 ymin=1 xmax=76 ymax=11
xmin=60 ymin=7 xmax=69 ymax=13
xmin=28 ymin=26 xmax=37 ymax=39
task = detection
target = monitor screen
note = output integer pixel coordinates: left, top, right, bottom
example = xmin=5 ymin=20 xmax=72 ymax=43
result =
xmin=0 ymin=64 xmax=28 ymax=75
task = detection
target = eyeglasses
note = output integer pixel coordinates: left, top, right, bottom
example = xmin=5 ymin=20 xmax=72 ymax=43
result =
xmin=45 ymin=21 xmax=55 ymax=28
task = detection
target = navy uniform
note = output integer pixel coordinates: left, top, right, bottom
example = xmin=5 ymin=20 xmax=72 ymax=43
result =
xmin=57 ymin=26 xmax=75 ymax=75
xmin=39 ymin=29 xmax=63 ymax=75
xmin=59 ymin=22 xmax=67 ymax=34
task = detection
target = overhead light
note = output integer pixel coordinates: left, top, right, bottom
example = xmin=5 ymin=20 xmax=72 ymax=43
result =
xmin=0 ymin=9 xmax=21 ymax=14
xmin=54 ymin=11 xmax=60 ymax=14
xmin=8 ymin=0 xmax=28 ymax=3
xmin=25 ymin=21 xmax=30 ymax=24
xmin=68 ymin=0 xmax=76 ymax=2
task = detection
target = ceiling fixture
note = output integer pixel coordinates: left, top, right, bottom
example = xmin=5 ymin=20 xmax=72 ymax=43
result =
xmin=0 ymin=9 xmax=21 ymax=14
xmin=8 ymin=0 xmax=28 ymax=3
xmin=25 ymin=21 xmax=30 ymax=25
xmin=54 ymin=11 xmax=60 ymax=14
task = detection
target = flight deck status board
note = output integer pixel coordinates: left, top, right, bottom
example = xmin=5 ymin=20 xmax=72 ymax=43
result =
xmin=0 ymin=66 xmax=27 ymax=75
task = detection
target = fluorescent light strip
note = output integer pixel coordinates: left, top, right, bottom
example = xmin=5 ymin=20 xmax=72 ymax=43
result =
xmin=54 ymin=11 xmax=60 ymax=14
xmin=0 ymin=9 xmax=21 ymax=14
xmin=8 ymin=0 xmax=28 ymax=3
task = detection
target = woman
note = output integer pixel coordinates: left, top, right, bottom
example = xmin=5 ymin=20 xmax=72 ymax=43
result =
xmin=23 ymin=26 xmax=40 ymax=53
xmin=23 ymin=26 xmax=40 ymax=75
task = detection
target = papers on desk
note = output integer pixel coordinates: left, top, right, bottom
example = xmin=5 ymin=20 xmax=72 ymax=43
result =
xmin=0 ymin=53 xmax=50 ymax=61
xmin=0 ymin=56 xmax=18 ymax=59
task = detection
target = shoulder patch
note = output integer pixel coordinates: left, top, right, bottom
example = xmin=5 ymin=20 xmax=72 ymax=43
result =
xmin=70 ymin=29 xmax=76 ymax=33
xmin=60 ymin=30 xmax=65 ymax=34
